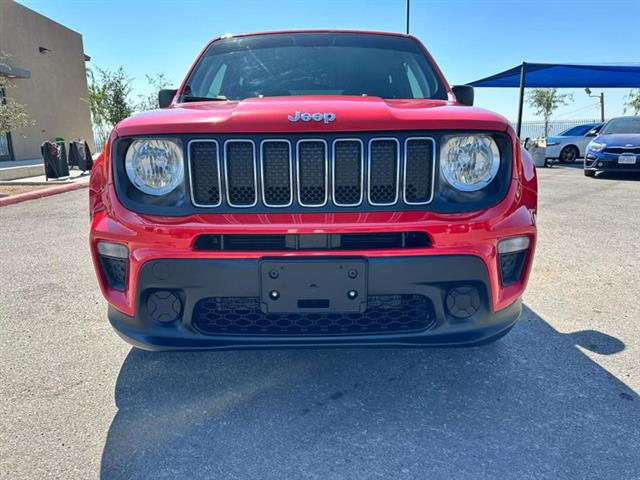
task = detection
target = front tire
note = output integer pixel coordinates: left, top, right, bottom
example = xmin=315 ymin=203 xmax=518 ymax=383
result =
xmin=584 ymin=169 xmax=596 ymax=177
xmin=559 ymin=145 xmax=579 ymax=163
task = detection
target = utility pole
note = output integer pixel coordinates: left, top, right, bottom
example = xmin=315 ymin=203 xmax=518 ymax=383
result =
xmin=406 ymin=0 xmax=410 ymax=34
xmin=599 ymin=92 xmax=605 ymax=122
xmin=585 ymin=88 xmax=605 ymax=122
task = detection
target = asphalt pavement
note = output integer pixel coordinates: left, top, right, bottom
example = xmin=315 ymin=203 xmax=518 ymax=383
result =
xmin=1 ymin=166 xmax=639 ymax=479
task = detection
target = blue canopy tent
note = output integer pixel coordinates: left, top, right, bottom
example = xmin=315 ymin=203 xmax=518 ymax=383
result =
xmin=468 ymin=62 xmax=640 ymax=137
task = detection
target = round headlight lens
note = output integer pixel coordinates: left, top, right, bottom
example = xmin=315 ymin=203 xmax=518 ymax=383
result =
xmin=125 ymin=138 xmax=184 ymax=195
xmin=440 ymin=135 xmax=500 ymax=191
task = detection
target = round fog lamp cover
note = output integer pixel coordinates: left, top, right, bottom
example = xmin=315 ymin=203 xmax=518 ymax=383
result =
xmin=147 ymin=291 xmax=182 ymax=323
xmin=446 ymin=286 xmax=481 ymax=319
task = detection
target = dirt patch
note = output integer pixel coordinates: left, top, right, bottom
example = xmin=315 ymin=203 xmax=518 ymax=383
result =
xmin=0 ymin=184 xmax=58 ymax=198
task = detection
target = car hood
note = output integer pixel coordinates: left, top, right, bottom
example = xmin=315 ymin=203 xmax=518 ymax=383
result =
xmin=114 ymin=96 xmax=511 ymax=136
xmin=595 ymin=133 xmax=640 ymax=146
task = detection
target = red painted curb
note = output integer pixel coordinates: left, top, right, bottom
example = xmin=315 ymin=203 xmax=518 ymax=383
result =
xmin=0 ymin=181 xmax=89 ymax=207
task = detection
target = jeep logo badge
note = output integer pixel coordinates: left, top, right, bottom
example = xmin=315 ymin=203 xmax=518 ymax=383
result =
xmin=288 ymin=111 xmax=336 ymax=124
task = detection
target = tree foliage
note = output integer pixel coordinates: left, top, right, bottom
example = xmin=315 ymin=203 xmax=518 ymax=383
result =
xmin=85 ymin=66 xmax=133 ymax=146
xmin=624 ymin=89 xmax=640 ymax=115
xmin=526 ymin=88 xmax=573 ymax=137
xmin=136 ymin=74 xmax=171 ymax=112
xmin=0 ymin=51 xmax=33 ymax=136
xmin=86 ymin=67 xmax=172 ymax=147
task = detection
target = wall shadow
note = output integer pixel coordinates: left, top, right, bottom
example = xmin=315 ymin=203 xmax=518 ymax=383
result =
xmin=100 ymin=306 xmax=639 ymax=479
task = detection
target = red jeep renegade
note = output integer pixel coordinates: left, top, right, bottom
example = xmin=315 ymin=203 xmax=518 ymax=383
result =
xmin=89 ymin=30 xmax=537 ymax=350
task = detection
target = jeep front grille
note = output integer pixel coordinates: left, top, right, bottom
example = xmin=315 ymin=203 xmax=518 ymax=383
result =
xmin=224 ymin=141 xmax=257 ymax=207
xmin=261 ymin=140 xmax=292 ymax=207
xmin=188 ymin=135 xmax=435 ymax=210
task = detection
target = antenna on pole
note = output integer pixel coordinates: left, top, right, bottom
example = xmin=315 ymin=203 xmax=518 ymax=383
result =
xmin=406 ymin=0 xmax=410 ymax=34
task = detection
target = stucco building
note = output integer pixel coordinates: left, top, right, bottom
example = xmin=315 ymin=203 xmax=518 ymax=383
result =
xmin=0 ymin=0 xmax=94 ymax=162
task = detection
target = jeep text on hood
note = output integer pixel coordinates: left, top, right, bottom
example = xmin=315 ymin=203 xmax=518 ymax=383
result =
xmin=90 ymin=30 xmax=537 ymax=350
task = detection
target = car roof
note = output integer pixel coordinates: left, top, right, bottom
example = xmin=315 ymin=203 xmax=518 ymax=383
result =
xmin=212 ymin=29 xmax=412 ymax=41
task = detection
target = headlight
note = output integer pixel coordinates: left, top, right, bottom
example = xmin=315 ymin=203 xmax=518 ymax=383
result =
xmin=440 ymin=135 xmax=500 ymax=191
xmin=587 ymin=141 xmax=606 ymax=152
xmin=125 ymin=138 xmax=184 ymax=195
xmin=546 ymin=141 xmax=560 ymax=146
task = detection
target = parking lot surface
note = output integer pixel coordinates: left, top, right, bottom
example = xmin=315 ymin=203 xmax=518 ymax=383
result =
xmin=1 ymin=167 xmax=639 ymax=479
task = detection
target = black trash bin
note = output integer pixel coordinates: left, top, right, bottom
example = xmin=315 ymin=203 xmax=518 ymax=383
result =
xmin=69 ymin=140 xmax=93 ymax=172
xmin=41 ymin=141 xmax=70 ymax=180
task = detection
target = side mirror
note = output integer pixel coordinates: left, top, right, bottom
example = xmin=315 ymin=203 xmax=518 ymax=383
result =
xmin=158 ymin=89 xmax=178 ymax=109
xmin=452 ymin=85 xmax=474 ymax=106
xmin=585 ymin=129 xmax=598 ymax=137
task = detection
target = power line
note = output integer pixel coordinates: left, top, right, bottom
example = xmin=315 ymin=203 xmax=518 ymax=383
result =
xmin=554 ymin=102 xmax=600 ymax=118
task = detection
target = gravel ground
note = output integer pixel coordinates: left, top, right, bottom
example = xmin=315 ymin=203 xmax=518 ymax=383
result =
xmin=1 ymin=166 xmax=639 ymax=480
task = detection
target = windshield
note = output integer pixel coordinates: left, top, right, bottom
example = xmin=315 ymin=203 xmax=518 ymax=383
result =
xmin=600 ymin=117 xmax=640 ymax=134
xmin=183 ymin=33 xmax=448 ymax=101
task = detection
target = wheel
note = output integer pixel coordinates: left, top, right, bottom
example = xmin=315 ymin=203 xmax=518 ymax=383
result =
xmin=559 ymin=145 xmax=579 ymax=163
xmin=584 ymin=169 xmax=596 ymax=177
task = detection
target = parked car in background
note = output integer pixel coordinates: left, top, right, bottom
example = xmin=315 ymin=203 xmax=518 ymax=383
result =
xmin=584 ymin=116 xmax=640 ymax=177
xmin=545 ymin=122 xmax=603 ymax=163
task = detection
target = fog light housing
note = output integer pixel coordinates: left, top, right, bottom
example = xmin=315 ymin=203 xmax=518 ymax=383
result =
xmin=97 ymin=242 xmax=128 ymax=291
xmin=446 ymin=285 xmax=481 ymax=319
xmin=498 ymin=236 xmax=529 ymax=286
xmin=147 ymin=290 xmax=182 ymax=323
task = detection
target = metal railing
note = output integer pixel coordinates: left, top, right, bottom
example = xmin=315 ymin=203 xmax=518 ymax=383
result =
xmin=512 ymin=119 xmax=602 ymax=139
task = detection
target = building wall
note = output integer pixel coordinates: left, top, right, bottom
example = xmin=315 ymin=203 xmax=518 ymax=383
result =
xmin=0 ymin=0 xmax=95 ymax=161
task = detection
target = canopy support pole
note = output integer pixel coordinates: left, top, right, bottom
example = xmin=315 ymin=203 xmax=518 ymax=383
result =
xmin=406 ymin=0 xmax=410 ymax=34
xmin=516 ymin=62 xmax=526 ymax=138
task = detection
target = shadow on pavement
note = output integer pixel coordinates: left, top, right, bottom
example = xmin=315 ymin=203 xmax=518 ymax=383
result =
xmin=594 ymin=171 xmax=640 ymax=181
xmin=100 ymin=306 xmax=638 ymax=479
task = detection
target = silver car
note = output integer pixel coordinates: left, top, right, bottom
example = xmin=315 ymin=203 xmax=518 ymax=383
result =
xmin=545 ymin=123 xmax=603 ymax=163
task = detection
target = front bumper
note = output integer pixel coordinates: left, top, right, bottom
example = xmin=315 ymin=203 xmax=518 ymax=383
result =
xmin=107 ymin=255 xmax=523 ymax=350
xmin=544 ymin=144 xmax=563 ymax=159
xmin=585 ymin=152 xmax=640 ymax=172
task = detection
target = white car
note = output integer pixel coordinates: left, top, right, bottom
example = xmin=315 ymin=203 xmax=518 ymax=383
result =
xmin=545 ymin=123 xmax=603 ymax=163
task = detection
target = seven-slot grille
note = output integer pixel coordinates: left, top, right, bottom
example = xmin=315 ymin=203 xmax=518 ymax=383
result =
xmin=188 ymin=136 xmax=435 ymax=209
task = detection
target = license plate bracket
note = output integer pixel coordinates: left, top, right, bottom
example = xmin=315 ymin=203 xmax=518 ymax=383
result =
xmin=618 ymin=154 xmax=636 ymax=164
xmin=260 ymin=259 xmax=367 ymax=313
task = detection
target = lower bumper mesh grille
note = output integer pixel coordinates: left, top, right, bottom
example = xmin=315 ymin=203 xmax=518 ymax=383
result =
xmin=192 ymin=294 xmax=435 ymax=336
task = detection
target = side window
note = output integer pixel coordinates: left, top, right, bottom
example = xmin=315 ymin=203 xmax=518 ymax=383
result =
xmin=207 ymin=64 xmax=227 ymax=97
xmin=563 ymin=126 xmax=580 ymax=136
xmin=404 ymin=63 xmax=425 ymax=98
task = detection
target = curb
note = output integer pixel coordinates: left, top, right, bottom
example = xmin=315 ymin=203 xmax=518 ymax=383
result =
xmin=0 ymin=181 xmax=89 ymax=207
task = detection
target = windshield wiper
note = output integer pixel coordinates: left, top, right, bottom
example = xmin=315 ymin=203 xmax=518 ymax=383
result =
xmin=181 ymin=95 xmax=228 ymax=103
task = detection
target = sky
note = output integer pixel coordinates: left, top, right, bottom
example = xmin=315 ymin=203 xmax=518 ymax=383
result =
xmin=16 ymin=0 xmax=640 ymax=121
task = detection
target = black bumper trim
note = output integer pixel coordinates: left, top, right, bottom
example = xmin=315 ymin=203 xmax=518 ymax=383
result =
xmin=108 ymin=255 xmax=522 ymax=350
